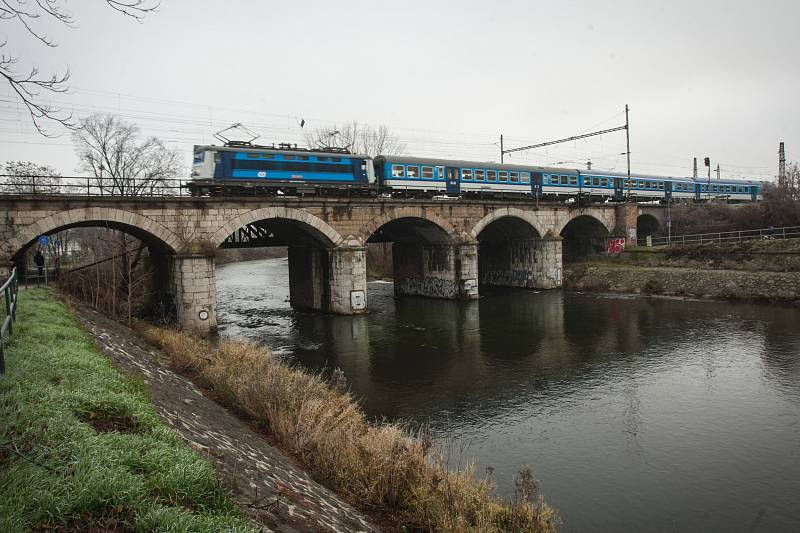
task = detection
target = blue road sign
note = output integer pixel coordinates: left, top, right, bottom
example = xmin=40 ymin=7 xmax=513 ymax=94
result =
xmin=38 ymin=235 xmax=49 ymax=246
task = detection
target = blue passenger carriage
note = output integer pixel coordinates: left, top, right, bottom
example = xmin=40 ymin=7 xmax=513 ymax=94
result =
xmin=374 ymin=155 xmax=575 ymax=199
xmin=189 ymin=143 xmax=375 ymax=196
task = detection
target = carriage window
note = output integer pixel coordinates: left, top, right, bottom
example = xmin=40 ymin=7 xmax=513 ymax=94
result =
xmin=283 ymin=155 xmax=296 ymax=160
xmin=487 ymin=170 xmax=497 ymax=182
xmin=499 ymin=171 xmax=508 ymax=182
xmin=407 ymin=166 xmax=420 ymax=178
xmin=437 ymin=166 xmax=445 ymax=180
xmin=392 ymin=165 xmax=405 ymax=177
xmin=510 ymin=172 xmax=519 ymax=183
xmin=298 ymin=155 xmax=309 ymax=160
xmin=569 ymin=176 xmax=577 ymax=185
xmin=592 ymin=177 xmax=599 ymax=186
xmin=475 ymin=169 xmax=485 ymax=181
xmin=599 ymin=178 xmax=608 ymax=187
xmin=462 ymin=169 xmax=473 ymax=180
xmin=247 ymin=153 xmax=260 ymax=159
xmin=658 ymin=182 xmax=664 ymax=190
xmin=521 ymin=172 xmax=531 ymax=183
xmin=422 ymin=166 xmax=434 ymax=178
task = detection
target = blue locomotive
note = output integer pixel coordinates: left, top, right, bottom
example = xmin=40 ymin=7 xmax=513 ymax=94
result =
xmin=190 ymin=143 xmax=375 ymax=196
xmin=190 ymin=143 xmax=762 ymax=202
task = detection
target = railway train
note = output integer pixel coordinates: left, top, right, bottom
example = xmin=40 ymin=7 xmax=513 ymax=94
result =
xmin=190 ymin=142 xmax=763 ymax=203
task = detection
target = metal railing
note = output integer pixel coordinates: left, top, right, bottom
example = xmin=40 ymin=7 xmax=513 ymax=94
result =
xmin=648 ymin=225 xmax=800 ymax=247
xmin=0 ymin=267 xmax=19 ymax=374
xmin=0 ymin=175 xmax=189 ymax=197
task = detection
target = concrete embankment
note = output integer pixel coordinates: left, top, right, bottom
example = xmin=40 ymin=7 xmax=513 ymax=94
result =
xmin=564 ymin=264 xmax=800 ymax=303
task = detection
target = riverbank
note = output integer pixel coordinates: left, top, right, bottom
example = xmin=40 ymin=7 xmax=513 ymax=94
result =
xmin=564 ymin=240 xmax=800 ymax=303
xmin=137 ymin=324 xmax=558 ymax=532
xmin=0 ymin=289 xmax=256 ymax=532
xmin=564 ymin=263 xmax=800 ymax=303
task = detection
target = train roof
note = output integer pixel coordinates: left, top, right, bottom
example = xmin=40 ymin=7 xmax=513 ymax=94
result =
xmin=374 ymin=155 xmax=575 ymax=175
xmin=584 ymin=169 xmax=759 ymax=184
xmin=193 ymin=144 xmax=372 ymax=160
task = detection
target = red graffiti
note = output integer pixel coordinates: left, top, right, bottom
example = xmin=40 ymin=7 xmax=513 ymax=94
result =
xmin=605 ymin=238 xmax=626 ymax=255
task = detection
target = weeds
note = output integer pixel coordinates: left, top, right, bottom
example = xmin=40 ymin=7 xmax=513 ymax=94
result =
xmin=138 ymin=324 xmax=559 ymax=532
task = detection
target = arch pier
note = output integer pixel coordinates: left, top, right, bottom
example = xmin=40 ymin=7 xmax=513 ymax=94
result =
xmin=365 ymin=216 xmax=479 ymax=300
xmin=472 ymin=210 xmax=563 ymax=290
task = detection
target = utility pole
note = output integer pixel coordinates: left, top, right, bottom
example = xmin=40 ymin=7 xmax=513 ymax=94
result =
xmin=500 ymin=134 xmax=504 ymax=164
xmin=586 ymin=161 xmax=592 ymax=170
xmin=693 ymin=157 xmax=698 ymax=179
xmin=779 ymin=141 xmax=786 ymax=187
xmin=705 ymin=157 xmax=711 ymax=198
xmin=625 ymin=104 xmax=631 ymax=200
xmin=716 ymin=163 xmax=720 ymax=181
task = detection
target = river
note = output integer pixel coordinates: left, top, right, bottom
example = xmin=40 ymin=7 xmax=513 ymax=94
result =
xmin=216 ymin=258 xmax=800 ymax=533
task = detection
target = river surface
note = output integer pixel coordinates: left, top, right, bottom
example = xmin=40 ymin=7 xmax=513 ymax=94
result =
xmin=216 ymin=258 xmax=800 ymax=533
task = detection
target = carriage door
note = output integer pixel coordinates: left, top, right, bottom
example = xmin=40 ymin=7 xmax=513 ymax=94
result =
xmin=614 ymin=177 xmax=624 ymax=202
xmin=750 ymin=186 xmax=758 ymax=201
xmin=445 ymin=167 xmax=460 ymax=195
xmin=532 ymin=172 xmax=543 ymax=199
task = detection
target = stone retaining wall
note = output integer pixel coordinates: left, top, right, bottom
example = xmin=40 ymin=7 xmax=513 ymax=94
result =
xmin=565 ymin=265 xmax=800 ymax=303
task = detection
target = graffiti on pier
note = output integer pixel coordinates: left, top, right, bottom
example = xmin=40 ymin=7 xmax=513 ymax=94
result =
xmin=396 ymin=276 xmax=458 ymax=298
xmin=481 ymin=269 xmax=536 ymax=288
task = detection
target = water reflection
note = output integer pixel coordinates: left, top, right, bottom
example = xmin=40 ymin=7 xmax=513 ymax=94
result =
xmin=216 ymin=259 xmax=800 ymax=533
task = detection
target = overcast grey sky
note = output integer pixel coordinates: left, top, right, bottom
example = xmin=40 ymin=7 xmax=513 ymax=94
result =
xmin=2 ymin=0 xmax=798 ymax=179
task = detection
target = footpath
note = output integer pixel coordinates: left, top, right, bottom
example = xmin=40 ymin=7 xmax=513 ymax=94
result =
xmin=73 ymin=303 xmax=380 ymax=533
xmin=0 ymin=288 xmax=378 ymax=533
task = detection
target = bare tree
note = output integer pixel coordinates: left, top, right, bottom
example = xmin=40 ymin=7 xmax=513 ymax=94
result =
xmin=784 ymin=162 xmax=800 ymax=201
xmin=0 ymin=1 xmax=159 ymax=135
xmin=73 ymin=113 xmax=183 ymax=196
xmin=305 ymin=122 xmax=406 ymax=157
xmin=1 ymin=160 xmax=60 ymax=193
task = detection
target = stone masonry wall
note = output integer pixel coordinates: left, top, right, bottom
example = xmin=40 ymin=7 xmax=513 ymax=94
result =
xmin=327 ymin=246 xmax=367 ymax=314
xmin=171 ymin=255 xmax=217 ymax=333
xmin=565 ymin=265 xmax=800 ymax=303
xmin=532 ymin=237 xmax=563 ymax=289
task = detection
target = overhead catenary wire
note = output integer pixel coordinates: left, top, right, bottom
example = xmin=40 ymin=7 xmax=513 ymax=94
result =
xmin=0 ymin=90 xmax=777 ymax=181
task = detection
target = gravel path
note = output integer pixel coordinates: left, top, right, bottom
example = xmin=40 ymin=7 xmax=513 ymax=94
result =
xmin=72 ymin=304 xmax=380 ymax=533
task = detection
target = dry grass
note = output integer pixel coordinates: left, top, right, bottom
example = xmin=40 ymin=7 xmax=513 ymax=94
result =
xmin=137 ymin=325 xmax=558 ymax=532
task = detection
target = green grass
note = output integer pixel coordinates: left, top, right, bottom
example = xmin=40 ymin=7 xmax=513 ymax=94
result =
xmin=0 ymin=289 xmax=256 ymax=533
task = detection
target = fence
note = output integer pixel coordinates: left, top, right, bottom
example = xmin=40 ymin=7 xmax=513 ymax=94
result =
xmin=0 ymin=175 xmax=189 ymax=197
xmin=0 ymin=267 xmax=19 ymax=374
xmin=648 ymin=225 xmax=800 ymax=247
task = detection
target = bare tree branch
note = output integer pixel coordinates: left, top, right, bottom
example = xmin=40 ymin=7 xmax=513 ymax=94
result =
xmin=106 ymin=0 xmax=159 ymax=20
xmin=0 ymin=47 xmax=74 ymax=135
xmin=304 ymin=121 xmax=406 ymax=157
xmin=1 ymin=160 xmax=60 ymax=193
xmin=72 ymin=113 xmax=183 ymax=196
xmin=1 ymin=0 xmax=158 ymax=135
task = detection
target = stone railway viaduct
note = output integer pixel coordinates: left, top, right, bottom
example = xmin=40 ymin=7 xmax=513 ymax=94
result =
xmin=0 ymin=195 xmax=665 ymax=334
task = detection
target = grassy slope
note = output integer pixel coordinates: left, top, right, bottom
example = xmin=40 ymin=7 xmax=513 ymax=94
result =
xmin=139 ymin=325 xmax=558 ymax=533
xmin=0 ymin=289 xmax=256 ymax=532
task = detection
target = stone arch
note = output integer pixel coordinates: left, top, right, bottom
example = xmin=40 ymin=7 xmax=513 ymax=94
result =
xmin=637 ymin=213 xmax=661 ymax=240
xmin=560 ymin=214 xmax=612 ymax=261
xmin=211 ymin=206 xmax=344 ymax=248
xmin=8 ymin=207 xmax=181 ymax=259
xmin=470 ymin=208 xmax=546 ymax=240
xmin=557 ymin=209 xmax=614 ymax=236
xmin=360 ymin=207 xmax=457 ymax=245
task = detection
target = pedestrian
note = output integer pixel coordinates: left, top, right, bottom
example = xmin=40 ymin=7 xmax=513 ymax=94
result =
xmin=767 ymin=225 xmax=775 ymax=240
xmin=34 ymin=248 xmax=45 ymax=282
